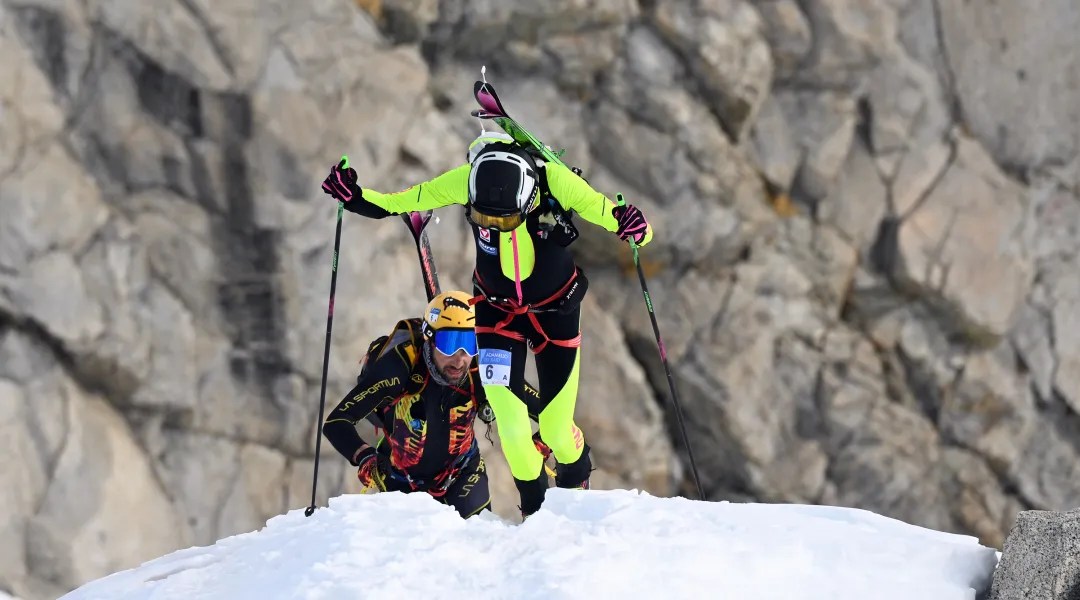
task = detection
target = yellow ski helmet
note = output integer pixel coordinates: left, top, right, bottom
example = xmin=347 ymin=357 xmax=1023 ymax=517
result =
xmin=422 ymin=290 xmax=478 ymax=356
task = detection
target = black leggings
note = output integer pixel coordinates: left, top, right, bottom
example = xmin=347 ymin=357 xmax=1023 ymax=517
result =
xmin=382 ymin=453 xmax=491 ymax=519
xmin=475 ymin=300 xmax=588 ymax=486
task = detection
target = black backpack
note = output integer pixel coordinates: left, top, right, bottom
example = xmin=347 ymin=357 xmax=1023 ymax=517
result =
xmin=356 ymin=318 xmax=428 ymax=429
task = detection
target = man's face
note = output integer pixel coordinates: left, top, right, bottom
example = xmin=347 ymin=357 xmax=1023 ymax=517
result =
xmin=432 ymin=347 xmax=472 ymax=383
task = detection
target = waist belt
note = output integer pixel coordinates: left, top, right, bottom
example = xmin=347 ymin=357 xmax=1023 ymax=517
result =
xmin=388 ymin=443 xmax=478 ymax=497
xmin=469 ymin=268 xmax=585 ymax=353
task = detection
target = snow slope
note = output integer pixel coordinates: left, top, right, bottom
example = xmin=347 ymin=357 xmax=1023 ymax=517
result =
xmin=59 ymin=489 xmax=999 ymax=600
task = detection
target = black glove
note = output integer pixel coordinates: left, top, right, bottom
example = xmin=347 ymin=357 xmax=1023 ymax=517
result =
xmin=612 ymin=204 xmax=649 ymax=244
xmin=322 ymin=158 xmax=362 ymax=204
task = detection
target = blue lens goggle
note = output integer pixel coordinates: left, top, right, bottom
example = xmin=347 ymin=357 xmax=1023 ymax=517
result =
xmin=433 ymin=329 xmax=478 ymax=357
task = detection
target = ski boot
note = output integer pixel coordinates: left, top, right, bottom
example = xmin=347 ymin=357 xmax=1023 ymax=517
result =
xmin=516 ymin=459 xmax=551 ymax=522
xmin=555 ymin=442 xmax=592 ymax=491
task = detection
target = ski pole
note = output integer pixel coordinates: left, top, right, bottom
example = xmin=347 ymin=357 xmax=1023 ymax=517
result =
xmin=305 ymin=155 xmax=349 ymax=518
xmin=616 ymin=193 xmax=706 ymax=501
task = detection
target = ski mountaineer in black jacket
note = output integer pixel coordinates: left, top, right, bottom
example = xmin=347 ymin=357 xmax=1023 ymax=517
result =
xmin=321 ymin=131 xmax=653 ymax=519
xmin=322 ymin=289 xmax=556 ymax=519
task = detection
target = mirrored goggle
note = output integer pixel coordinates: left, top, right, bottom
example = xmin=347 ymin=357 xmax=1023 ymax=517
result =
xmin=434 ymin=329 xmax=478 ymax=357
xmin=466 ymin=205 xmax=525 ymax=232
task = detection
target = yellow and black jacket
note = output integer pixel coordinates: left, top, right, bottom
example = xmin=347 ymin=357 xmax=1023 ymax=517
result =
xmin=322 ymin=318 xmax=544 ymax=487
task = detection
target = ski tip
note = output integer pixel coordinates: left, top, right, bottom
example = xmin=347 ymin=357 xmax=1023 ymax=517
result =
xmin=340 ymin=155 xmax=350 ymax=169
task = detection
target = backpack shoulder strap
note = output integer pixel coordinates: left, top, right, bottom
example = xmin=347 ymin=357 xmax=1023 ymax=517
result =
xmin=360 ymin=318 xmax=426 ymax=374
xmin=381 ymin=318 xmax=425 ymax=366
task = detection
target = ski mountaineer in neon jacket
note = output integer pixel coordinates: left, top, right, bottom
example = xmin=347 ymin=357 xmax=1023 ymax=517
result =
xmin=321 ymin=131 xmax=653 ymax=520
xmin=322 ymin=290 xmax=558 ymax=519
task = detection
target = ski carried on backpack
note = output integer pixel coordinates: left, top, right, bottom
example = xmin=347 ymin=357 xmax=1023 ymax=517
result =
xmin=471 ymin=67 xmax=571 ymax=169
xmin=400 ymin=211 xmax=441 ymax=302
xmin=472 ymin=67 xmax=586 ymax=247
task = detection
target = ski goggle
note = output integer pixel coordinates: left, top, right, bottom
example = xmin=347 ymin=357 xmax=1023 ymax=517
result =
xmin=465 ymin=204 xmax=525 ymax=232
xmin=433 ymin=329 xmax=478 ymax=357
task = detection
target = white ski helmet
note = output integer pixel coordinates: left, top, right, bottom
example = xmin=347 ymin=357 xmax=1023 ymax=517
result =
xmin=467 ymin=131 xmax=515 ymax=162
xmin=465 ymin=132 xmax=540 ymax=232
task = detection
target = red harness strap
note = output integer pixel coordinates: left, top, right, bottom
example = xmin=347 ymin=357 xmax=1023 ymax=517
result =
xmin=469 ymin=270 xmax=583 ymax=354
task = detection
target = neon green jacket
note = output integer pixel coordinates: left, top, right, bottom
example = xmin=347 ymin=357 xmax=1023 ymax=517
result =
xmin=361 ymin=161 xmax=652 ymax=303
xmin=362 ymin=163 xmax=653 ymax=247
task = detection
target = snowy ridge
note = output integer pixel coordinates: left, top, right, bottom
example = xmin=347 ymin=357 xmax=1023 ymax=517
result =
xmin=59 ymin=489 xmax=999 ymax=600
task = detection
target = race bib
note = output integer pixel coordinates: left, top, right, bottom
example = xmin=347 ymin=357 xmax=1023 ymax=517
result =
xmin=478 ymin=348 xmax=512 ymax=386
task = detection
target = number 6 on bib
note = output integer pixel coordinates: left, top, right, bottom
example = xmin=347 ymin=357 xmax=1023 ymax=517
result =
xmin=478 ymin=349 xmax=512 ymax=385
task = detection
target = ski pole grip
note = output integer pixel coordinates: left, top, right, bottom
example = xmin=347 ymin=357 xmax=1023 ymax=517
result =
xmin=614 ymin=193 xmax=639 ymax=250
xmin=341 ymin=155 xmax=350 ymax=169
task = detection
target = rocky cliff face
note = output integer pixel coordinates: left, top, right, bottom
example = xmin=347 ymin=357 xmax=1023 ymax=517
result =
xmin=0 ymin=0 xmax=1076 ymax=597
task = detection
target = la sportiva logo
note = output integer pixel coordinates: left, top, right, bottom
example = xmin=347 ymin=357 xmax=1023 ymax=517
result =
xmin=342 ymin=377 xmax=401 ymax=410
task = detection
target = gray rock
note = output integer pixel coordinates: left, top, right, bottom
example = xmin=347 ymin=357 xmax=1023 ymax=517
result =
xmin=8 ymin=251 xmax=104 ymax=346
xmin=942 ymin=446 xmax=1026 ymax=550
xmin=0 ymin=378 xmax=48 ymax=596
xmin=1028 ymin=168 xmax=1080 ymax=266
xmin=0 ymin=6 xmax=67 ymax=179
xmin=861 ymin=49 xmax=953 ymax=179
xmin=766 ymin=217 xmax=859 ymax=319
xmin=538 ymin=28 xmax=624 ymax=92
xmin=1048 ymin=265 xmax=1080 ymax=411
xmin=818 ymin=137 xmax=888 ymax=248
xmin=793 ymin=0 xmax=900 ymax=90
xmin=600 ymin=24 xmax=693 ymax=137
xmin=989 ymin=508 xmax=1080 ymax=600
xmin=650 ymin=237 xmax=838 ymax=501
xmin=0 ymin=142 xmax=109 ymax=273
xmin=891 ymin=134 xmax=1035 ymax=343
xmin=584 ymin=98 xmax=699 ymax=203
xmin=1010 ymin=300 xmax=1057 ymax=403
xmin=428 ymin=0 xmax=637 ymax=61
xmin=935 ymin=0 xmax=1080 ymax=170
xmin=576 ymin=294 xmax=675 ymax=494
xmin=751 ymin=0 xmax=812 ymax=81
xmin=651 ymin=0 xmax=774 ymax=141
xmin=379 ymin=0 xmax=441 ymax=44
xmin=747 ymin=95 xmax=800 ymax=192
xmin=774 ymin=89 xmax=857 ymax=203
xmin=25 ymin=374 xmax=184 ymax=592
